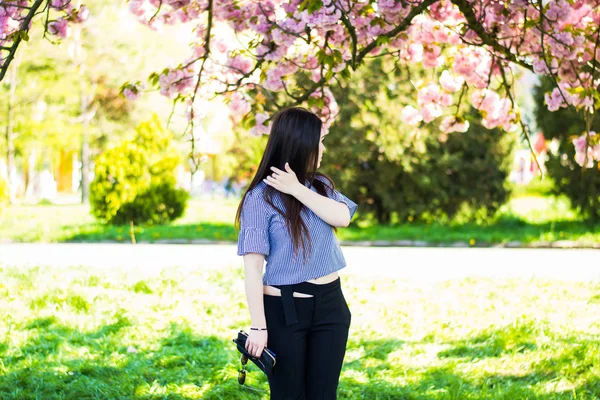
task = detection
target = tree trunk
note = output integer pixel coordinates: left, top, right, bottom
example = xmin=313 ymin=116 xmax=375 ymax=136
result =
xmin=80 ymin=100 xmax=91 ymax=204
xmin=73 ymin=25 xmax=96 ymax=204
xmin=5 ymin=54 xmax=20 ymax=203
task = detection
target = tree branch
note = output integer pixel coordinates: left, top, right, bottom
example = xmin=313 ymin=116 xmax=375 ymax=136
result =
xmin=356 ymin=0 xmax=439 ymax=65
xmin=188 ymin=0 xmax=213 ymax=173
xmin=451 ymin=0 xmax=534 ymax=72
xmin=0 ymin=0 xmax=45 ymax=82
xmin=0 ymin=2 xmax=32 ymax=9
xmin=498 ymin=60 xmax=543 ymax=176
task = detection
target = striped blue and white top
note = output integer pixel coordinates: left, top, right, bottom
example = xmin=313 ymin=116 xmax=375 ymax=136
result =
xmin=237 ymin=175 xmax=358 ymax=285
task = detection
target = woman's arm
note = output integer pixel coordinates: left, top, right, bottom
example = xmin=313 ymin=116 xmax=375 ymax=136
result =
xmin=292 ymin=184 xmax=351 ymax=227
xmin=243 ymin=253 xmax=268 ymax=357
xmin=263 ymin=163 xmax=352 ymax=227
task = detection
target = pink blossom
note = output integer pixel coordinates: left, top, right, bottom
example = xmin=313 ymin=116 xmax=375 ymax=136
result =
xmin=159 ymin=68 xmax=195 ymax=98
xmin=185 ymin=99 xmax=210 ymax=123
xmin=75 ymin=6 xmax=90 ymax=23
xmin=256 ymin=112 xmax=269 ymax=126
xmin=228 ymin=55 xmax=253 ymax=75
xmin=250 ymin=112 xmax=270 ymax=136
xmin=50 ymin=0 xmax=73 ymax=12
xmin=421 ymin=103 xmax=443 ymax=123
xmin=122 ymin=81 xmax=145 ymax=101
xmin=545 ymin=88 xmax=566 ymax=112
xmin=407 ymin=43 xmax=423 ymax=62
xmin=546 ymin=0 xmax=572 ymax=21
xmin=264 ymin=68 xmax=285 ymax=91
xmin=110 ymin=0 xmax=600 ymax=137
xmin=533 ymin=57 xmax=558 ymax=75
xmin=572 ymin=135 xmax=588 ymax=154
xmin=47 ymin=18 xmax=70 ymax=39
xmin=439 ymin=70 xmax=464 ymax=92
xmin=228 ymin=92 xmax=251 ymax=116
xmin=422 ymin=45 xmax=441 ymax=68
xmin=592 ymin=144 xmax=600 ymax=161
xmin=574 ymin=150 xmax=595 ymax=168
xmin=401 ymin=105 xmax=423 ymax=125
xmin=439 ymin=116 xmax=470 ymax=133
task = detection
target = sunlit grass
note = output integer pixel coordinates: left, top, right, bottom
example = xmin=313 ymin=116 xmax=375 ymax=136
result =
xmin=0 ymin=194 xmax=598 ymax=245
xmin=1 ymin=265 xmax=599 ymax=399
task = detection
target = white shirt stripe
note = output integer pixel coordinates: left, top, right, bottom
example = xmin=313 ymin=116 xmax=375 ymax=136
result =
xmin=237 ymin=176 xmax=358 ymax=285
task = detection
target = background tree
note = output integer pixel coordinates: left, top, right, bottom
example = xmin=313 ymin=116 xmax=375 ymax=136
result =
xmin=0 ymin=0 xmax=193 ymax=202
xmin=533 ymin=76 xmax=600 ymax=221
xmin=322 ymin=57 xmax=514 ymax=224
xmin=4 ymin=1 xmax=600 ymax=169
xmin=90 ymin=115 xmax=189 ymax=226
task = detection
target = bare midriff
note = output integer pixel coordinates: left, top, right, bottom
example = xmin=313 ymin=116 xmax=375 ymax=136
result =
xmin=263 ymin=271 xmax=339 ymax=298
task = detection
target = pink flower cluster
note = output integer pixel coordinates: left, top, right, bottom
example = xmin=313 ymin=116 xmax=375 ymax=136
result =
xmin=545 ymin=78 xmax=597 ymax=113
xmin=120 ymin=0 xmax=600 ymax=159
xmin=470 ymin=90 xmax=515 ymax=131
xmin=250 ymin=112 xmax=270 ymax=137
xmin=573 ymin=132 xmax=600 ymax=168
xmin=0 ymin=0 xmax=89 ymax=62
xmin=159 ymin=67 xmax=196 ymax=98
xmin=228 ymin=91 xmax=251 ymax=118
xmin=122 ymin=81 xmax=146 ymax=101
xmin=47 ymin=2 xmax=90 ymax=39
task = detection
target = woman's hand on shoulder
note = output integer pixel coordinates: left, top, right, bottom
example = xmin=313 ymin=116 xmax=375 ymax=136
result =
xmin=263 ymin=162 xmax=303 ymax=197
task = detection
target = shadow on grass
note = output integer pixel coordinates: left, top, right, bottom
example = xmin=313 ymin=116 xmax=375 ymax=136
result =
xmin=0 ymin=318 xmax=266 ymax=400
xmin=437 ymin=321 xmax=539 ymax=361
xmin=340 ymin=363 xmax=598 ymax=400
xmin=3 ymin=319 xmax=599 ymax=399
xmin=338 ymin=329 xmax=600 ymax=400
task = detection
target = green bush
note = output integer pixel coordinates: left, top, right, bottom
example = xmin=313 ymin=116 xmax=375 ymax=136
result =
xmin=113 ymin=182 xmax=189 ymax=225
xmin=533 ymin=77 xmax=600 ymax=221
xmin=322 ymin=58 xmax=514 ymax=224
xmin=90 ymin=115 xmax=188 ymax=225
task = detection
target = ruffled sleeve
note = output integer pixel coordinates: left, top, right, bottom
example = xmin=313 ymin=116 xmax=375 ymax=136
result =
xmin=237 ymin=190 xmax=271 ymax=256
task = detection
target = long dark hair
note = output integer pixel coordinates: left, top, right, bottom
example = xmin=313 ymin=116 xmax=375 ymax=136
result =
xmin=234 ymin=107 xmax=338 ymax=262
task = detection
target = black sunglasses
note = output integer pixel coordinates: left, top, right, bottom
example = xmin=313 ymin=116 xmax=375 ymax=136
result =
xmin=238 ymin=353 xmax=249 ymax=385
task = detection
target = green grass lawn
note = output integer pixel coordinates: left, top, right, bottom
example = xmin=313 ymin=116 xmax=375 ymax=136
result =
xmin=0 ymin=265 xmax=598 ymax=399
xmin=0 ymin=193 xmax=598 ymax=245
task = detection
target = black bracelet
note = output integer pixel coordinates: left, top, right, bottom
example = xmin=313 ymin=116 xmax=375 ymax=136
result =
xmin=250 ymin=327 xmax=267 ymax=331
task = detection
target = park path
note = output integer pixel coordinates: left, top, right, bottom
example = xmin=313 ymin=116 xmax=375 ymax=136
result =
xmin=0 ymin=243 xmax=598 ymax=281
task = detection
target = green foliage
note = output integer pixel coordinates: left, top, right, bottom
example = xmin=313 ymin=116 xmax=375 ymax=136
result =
xmin=223 ymin=128 xmax=269 ymax=185
xmin=533 ymin=76 xmax=600 ymax=221
xmin=90 ymin=115 xmax=188 ymax=225
xmin=2 ymin=195 xmax=599 ymax=244
xmin=324 ymin=58 xmax=515 ymax=224
xmin=113 ymin=182 xmax=189 ymax=225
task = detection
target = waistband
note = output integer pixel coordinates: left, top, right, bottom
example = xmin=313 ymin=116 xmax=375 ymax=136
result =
xmin=271 ymin=278 xmax=341 ymax=326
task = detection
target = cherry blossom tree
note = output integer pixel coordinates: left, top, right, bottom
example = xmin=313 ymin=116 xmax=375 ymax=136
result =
xmin=0 ymin=1 xmax=89 ymax=81
xmin=122 ymin=0 xmax=600 ymax=169
xmin=3 ymin=1 xmax=600 ymax=168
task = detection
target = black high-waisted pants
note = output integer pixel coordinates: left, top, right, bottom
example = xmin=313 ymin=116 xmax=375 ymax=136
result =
xmin=263 ymin=277 xmax=351 ymax=400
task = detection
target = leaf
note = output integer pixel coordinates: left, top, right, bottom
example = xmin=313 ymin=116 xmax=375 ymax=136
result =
xmin=340 ymin=67 xmax=351 ymax=80
xmin=376 ymin=36 xmax=391 ymax=46
xmin=332 ymin=49 xmax=343 ymax=64
xmin=299 ymin=0 xmax=323 ymax=14
xmin=20 ymin=30 xmax=30 ymax=42
xmin=325 ymin=69 xmax=334 ymax=81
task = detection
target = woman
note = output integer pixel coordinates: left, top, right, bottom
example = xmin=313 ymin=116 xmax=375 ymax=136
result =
xmin=235 ymin=107 xmax=358 ymax=399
